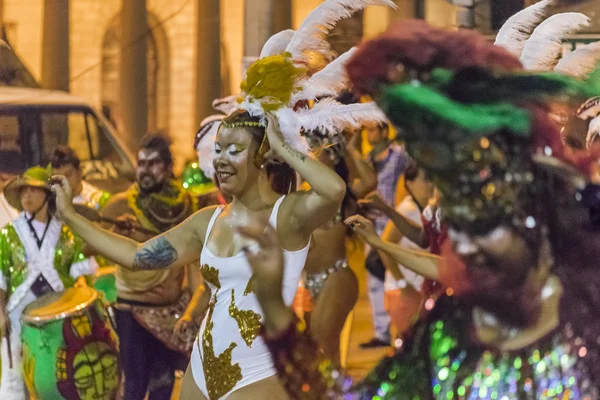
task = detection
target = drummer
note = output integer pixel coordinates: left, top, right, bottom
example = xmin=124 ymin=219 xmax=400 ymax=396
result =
xmin=0 ymin=166 xmax=99 ymax=399
xmin=99 ymin=133 xmax=202 ymax=400
xmin=49 ymin=145 xmax=111 ymax=211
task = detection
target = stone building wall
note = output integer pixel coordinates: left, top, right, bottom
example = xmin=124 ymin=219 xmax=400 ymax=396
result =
xmin=1 ymin=0 xmax=467 ymax=168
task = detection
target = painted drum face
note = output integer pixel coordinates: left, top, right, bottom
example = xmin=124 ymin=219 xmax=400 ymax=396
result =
xmin=20 ymin=287 xmax=121 ymax=400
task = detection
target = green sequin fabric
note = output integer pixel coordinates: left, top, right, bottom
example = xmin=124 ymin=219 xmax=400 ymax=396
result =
xmin=356 ymin=296 xmax=597 ymax=400
xmin=0 ymin=224 xmax=87 ymax=297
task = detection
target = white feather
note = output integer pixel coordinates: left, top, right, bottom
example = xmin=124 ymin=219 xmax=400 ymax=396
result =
xmin=235 ymin=97 xmax=267 ymax=122
xmin=276 ymin=107 xmax=310 ymax=153
xmin=195 ymin=115 xmax=224 ymax=180
xmin=212 ymin=95 xmax=239 ymax=115
xmin=554 ymin=42 xmax=600 ymax=79
xmin=286 ymin=0 xmax=396 ymax=63
xmin=520 ymin=13 xmax=590 ymax=71
xmin=494 ymin=0 xmax=553 ymax=57
xmin=260 ymin=29 xmax=296 ymax=58
xmin=291 ymin=47 xmax=357 ymax=104
xmin=586 ymin=115 xmax=600 ymax=149
xmin=297 ymin=99 xmax=387 ymax=134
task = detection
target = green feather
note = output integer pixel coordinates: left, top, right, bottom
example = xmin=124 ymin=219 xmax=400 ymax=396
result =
xmin=381 ymin=84 xmax=532 ymax=139
xmin=442 ymin=69 xmax=600 ymax=104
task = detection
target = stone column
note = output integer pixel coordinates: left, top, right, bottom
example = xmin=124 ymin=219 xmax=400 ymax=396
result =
xmin=41 ymin=0 xmax=70 ymax=91
xmin=195 ymin=0 xmax=221 ymax=128
xmin=273 ymin=0 xmax=292 ymax=33
xmin=243 ymin=0 xmax=274 ymax=75
xmin=120 ymin=0 xmax=148 ymax=148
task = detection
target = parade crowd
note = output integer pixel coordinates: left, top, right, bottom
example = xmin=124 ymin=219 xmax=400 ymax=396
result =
xmin=2 ymin=0 xmax=600 ymax=399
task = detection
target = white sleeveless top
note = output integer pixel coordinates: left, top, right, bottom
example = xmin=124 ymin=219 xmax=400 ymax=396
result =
xmin=191 ymin=196 xmax=309 ymax=399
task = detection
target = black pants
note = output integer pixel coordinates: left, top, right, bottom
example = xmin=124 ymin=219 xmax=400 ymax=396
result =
xmin=114 ymin=303 xmax=187 ymax=400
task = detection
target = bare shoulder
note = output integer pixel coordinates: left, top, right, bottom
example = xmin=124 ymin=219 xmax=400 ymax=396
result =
xmin=275 ymin=192 xmax=310 ymax=235
xmin=188 ymin=205 xmax=220 ymax=244
xmin=278 ymin=192 xmax=305 ymax=217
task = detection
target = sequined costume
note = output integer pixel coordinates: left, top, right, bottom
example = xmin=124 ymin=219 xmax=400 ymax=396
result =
xmin=303 ymin=260 xmax=349 ymax=300
xmin=0 ymin=213 xmax=98 ymax=399
xmin=191 ymin=196 xmax=309 ymax=400
xmin=259 ymin=12 xmax=600 ymax=400
xmin=264 ymin=294 xmax=599 ymax=399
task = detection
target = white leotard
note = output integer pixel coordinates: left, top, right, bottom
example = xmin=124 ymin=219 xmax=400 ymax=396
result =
xmin=191 ymin=196 xmax=309 ymax=399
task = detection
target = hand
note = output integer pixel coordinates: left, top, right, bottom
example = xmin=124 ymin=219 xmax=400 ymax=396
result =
xmin=264 ymin=113 xmax=284 ymax=149
xmin=112 ymin=214 xmax=138 ymax=236
xmin=238 ymin=221 xmax=285 ymax=304
xmin=50 ymin=176 xmax=75 ymax=219
xmin=358 ymin=192 xmax=388 ymax=212
xmin=345 ymin=214 xmax=380 ymax=245
xmin=347 ymin=129 xmax=362 ymax=151
xmin=238 ymin=221 xmax=293 ymax=335
xmin=174 ymin=314 xmax=194 ymax=337
xmin=0 ymin=308 xmax=10 ymax=339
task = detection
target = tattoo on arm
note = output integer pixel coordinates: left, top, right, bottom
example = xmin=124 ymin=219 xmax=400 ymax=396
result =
xmin=132 ymin=237 xmax=179 ymax=270
xmin=282 ymin=143 xmax=306 ymax=163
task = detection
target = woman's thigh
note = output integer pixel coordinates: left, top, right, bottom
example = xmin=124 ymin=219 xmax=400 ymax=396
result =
xmin=179 ymin=363 xmax=208 ymax=400
xmin=228 ymin=376 xmax=289 ymax=400
xmin=311 ymin=268 xmax=358 ymax=357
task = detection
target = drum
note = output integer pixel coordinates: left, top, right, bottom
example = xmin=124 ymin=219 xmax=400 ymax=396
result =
xmin=20 ymin=287 xmax=121 ymax=400
xmin=94 ymin=266 xmax=118 ymax=304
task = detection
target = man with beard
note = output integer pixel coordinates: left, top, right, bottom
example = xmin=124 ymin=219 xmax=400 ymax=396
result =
xmin=99 ymin=134 xmax=201 ymax=399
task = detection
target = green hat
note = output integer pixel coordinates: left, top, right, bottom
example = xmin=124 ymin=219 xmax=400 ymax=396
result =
xmin=3 ymin=166 xmax=52 ymax=211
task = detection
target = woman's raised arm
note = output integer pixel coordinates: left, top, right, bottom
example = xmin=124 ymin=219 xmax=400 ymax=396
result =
xmin=52 ymin=176 xmax=210 ymax=271
xmin=345 ymin=215 xmax=440 ymax=281
xmin=264 ymin=114 xmax=346 ymax=238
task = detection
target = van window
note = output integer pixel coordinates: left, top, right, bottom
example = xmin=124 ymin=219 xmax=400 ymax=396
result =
xmin=0 ymin=114 xmax=24 ymax=173
xmin=41 ymin=111 xmax=89 ymax=161
xmin=40 ymin=109 xmax=133 ymax=182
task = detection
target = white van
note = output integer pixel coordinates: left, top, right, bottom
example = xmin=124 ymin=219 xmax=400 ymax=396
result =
xmin=0 ymin=87 xmax=135 ymax=227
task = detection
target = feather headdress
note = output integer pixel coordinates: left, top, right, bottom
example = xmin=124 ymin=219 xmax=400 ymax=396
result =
xmin=494 ymin=0 xmax=554 ymax=57
xmin=520 ymin=13 xmax=590 ymax=71
xmin=227 ymin=0 xmax=395 ymax=156
xmin=195 ymin=114 xmax=225 ymax=180
xmin=290 ymin=47 xmax=358 ymax=104
xmin=285 ymin=0 xmax=396 ymax=64
xmin=555 ymin=42 xmax=600 ymax=80
xmin=260 ymin=29 xmax=296 ymax=59
xmin=497 ymin=3 xmax=600 ymax=149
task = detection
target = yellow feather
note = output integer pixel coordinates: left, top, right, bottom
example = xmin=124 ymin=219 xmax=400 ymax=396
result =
xmin=240 ymin=54 xmax=306 ymax=108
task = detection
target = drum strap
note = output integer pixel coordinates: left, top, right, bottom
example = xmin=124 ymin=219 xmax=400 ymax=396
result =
xmin=26 ymin=214 xmax=52 ymax=249
xmin=30 ymin=274 xmax=55 ymax=298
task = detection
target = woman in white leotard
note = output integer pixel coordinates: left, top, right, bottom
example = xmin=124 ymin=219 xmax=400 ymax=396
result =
xmin=51 ymin=112 xmax=346 ymax=400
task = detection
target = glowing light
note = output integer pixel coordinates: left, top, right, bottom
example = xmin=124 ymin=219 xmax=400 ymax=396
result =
xmin=425 ymin=298 xmax=435 ymax=310
xmin=525 ymin=216 xmax=536 ymax=228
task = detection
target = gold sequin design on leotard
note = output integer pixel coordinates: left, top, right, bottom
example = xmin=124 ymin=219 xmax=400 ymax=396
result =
xmin=229 ymin=289 xmax=262 ymax=347
xmin=200 ymin=264 xmax=221 ymax=289
xmin=243 ymin=274 xmax=255 ymax=296
xmin=198 ymin=265 xmax=242 ymax=399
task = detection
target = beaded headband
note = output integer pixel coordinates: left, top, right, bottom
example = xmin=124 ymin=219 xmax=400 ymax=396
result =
xmin=221 ymin=120 xmax=264 ymax=129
